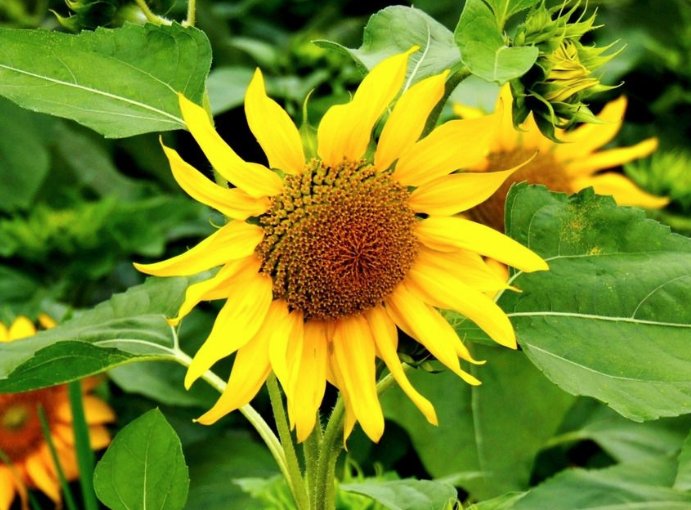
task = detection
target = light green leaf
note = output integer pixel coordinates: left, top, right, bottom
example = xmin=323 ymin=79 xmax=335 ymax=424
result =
xmin=455 ymin=0 xmax=538 ymax=83
xmin=0 ymin=276 xmax=193 ymax=392
xmin=675 ymin=431 xmax=691 ymax=491
xmin=382 ymin=345 xmax=574 ymax=500
xmin=0 ymin=98 xmax=52 ymax=211
xmin=494 ymin=184 xmax=691 ymax=421
xmin=483 ymin=0 xmax=539 ymax=28
xmin=0 ymin=23 xmax=211 ymax=138
xmin=340 ymin=479 xmax=457 ymax=510
xmin=316 ymin=6 xmax=461 ymax=82
xmin=94 ymin=409 xmax=189 ymax=510
xmin=207 ymin=66 xmax=254 ymax=115
xmin=510 ymin=458 xmax=691 ymax=509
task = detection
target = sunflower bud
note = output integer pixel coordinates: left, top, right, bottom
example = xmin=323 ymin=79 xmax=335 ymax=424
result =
xmin=510 ymin=1 xmax=620 ymax=139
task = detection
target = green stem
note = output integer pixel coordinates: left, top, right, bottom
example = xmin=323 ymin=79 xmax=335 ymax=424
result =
xmin=133 ymin=0 xmax=171 ymax=25
xmin=184 ymin=0 xmax=197 ymax=26
xmin=313 ymin=398 xmax=345 ymax=510
xmin=68 ymin=381 xmax=99 ymax=510
xmin=38 ymin=406 xmax=78 ymax=510
xmin=266 ymin=376 xmax=310 ymax=510
xmin=303 ymin=417 xmax=321 ymax=507
xmin=170 ymin=345 xmax=289 ymax=484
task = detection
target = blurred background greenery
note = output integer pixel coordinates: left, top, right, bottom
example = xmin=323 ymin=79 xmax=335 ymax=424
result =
xmin=0 ymin=0 xmax=689 ymax=508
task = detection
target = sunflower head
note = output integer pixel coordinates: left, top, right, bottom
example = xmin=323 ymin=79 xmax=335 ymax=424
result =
xmin=511 ymin=1 xmax=620 ymax=139
xmin=136 ymin=49 xmax=548 ymax=443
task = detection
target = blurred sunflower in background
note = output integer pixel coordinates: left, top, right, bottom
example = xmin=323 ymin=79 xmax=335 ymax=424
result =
xmin=135 ymin=49 xmax=548 ymax=443
xmin=0 ymin=316 xmax=114 ymax=510
xmin=455 ymin=86 xmax=669 ymax=232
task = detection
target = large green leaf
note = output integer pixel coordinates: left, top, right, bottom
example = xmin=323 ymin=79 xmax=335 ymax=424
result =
xmin=0 ymin=276 xmax=192 ymax=392
xmin=0 ymin=23 xmax=211 ymax=138
xmin=455 ymin=0 xmax=538 ymax=83
xmin=94 ymin=409 xmax=189 ymax=510
xmin=491 ymin=184 xmax=691 ymax=421
xmin=0 ymin=98 xmax=52 ymax=211
xmin=382 ymin=345 xmax=574 ymax=500
xmin=316 ymin=6 xmax=462 ymax=81
xmin=340 ymin=479 xmax=457 ymax=510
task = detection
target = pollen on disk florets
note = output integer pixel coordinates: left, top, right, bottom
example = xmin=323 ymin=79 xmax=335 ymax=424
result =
xmin=256 ymin=159 xmax=418 ymax=320
xmin=469 ymin=149 xmax=573 ymax=231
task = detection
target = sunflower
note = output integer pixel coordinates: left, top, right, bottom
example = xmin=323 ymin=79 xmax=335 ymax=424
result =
xmin=135 ymin=49 xmax=547 ymax=443
xmin=455 ymin=85 xmax=668 ymax=231
xmin=0 ymin=316 xmax=114 ymax=510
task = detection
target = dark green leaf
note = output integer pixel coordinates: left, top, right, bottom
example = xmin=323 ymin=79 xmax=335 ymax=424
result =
xmin=0 ymin=23 xmax=211 ymax=137
xmin=382 ymin=345 xmax=574 ymax=499
xmin=0 ymin=276 xmax=193 ymax=392
xmin=340 ymin=479 xmax=457 ymax=510
xmin=94 ymin=409 xmax=189 ymax=510
xmin=316 ymin=6 xmax=461 ymax=82
xmin=0 ymin=98 xmax=52 ymax=211
xmin=497 ymin=184 xmax=691 ymax=421
xmin=455 ymin=0 xmax=538 ymax=83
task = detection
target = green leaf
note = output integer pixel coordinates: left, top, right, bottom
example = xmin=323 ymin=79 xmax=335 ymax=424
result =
xmin=0 ymin=276 xmax=193 ymax=392
xmin=497 ymin=184 xmax=691 ymax=421
xmin=482 ymin=0 xmax=538 ymax=28
xmin=455 ymin=0 xmax=538 ymax=83
xmin=675 ymin=431 xmax=691 ymax=491
xmin=316 ymin=6 xmax=461 ymax=81
xmin=0 ymin=23 xmax=211 ymax=138
xmin=382 ymin=345 xmax=574 ymax=500
xmin=94 ymin=409 xmax=189 ymax=510
xmin=340 ymin=479 xmax=457 ymax=510
xmin=185 ymin=433 xmax=279 ymax=510
xmin=0 ymin=98 xmax=52 ymax=211
xmin=509 ymin=459 xmax=691 ymax=509
xmin=207 ymin=66 xmax=254 ymax=115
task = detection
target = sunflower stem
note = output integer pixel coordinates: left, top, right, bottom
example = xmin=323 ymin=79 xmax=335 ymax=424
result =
xmin=313 ymin=399 xmax=345 ymax=510
xmin=169 ymin=341 xmax=290 ymax=487
xmin=266 ymin=375 xmax=310 ymax=510
xmin=303 ymin=417 xmax=321 ymax=507
xmin=37 ymin=405 xmax=79 ymax=510
xmin=184 ymin=0 xmax=196 ymax=26
xmin=67 ymin=381 xmax=99 ymax=510
xmin=133 ymin=0 xmax=171 ymax=25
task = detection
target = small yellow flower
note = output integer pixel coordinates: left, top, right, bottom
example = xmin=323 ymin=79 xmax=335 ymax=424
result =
xmin=136 ymin=50 xmax=547 ymax=442
xmin=455 ymin=86 xmax=668 ymax=231
xmin=0 ymin=317 xmax=115 ymax=510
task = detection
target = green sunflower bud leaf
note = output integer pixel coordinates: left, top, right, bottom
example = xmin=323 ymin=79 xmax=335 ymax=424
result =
xmin=94 ymin=409 xmax=189 ymax=510
xmin=455 ymin=0 xmax=539 ymax=84
xmin=0 ymin=23 xmax=211 ymax=138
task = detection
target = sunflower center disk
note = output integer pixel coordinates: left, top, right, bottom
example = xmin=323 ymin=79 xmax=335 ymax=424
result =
xmin=257 ymin=160 xmax=418 ymax=320
xmin=469 ymin=149 xmax=573 ymax=231
xmin=0 ymin=388 xmax=60 ymax=460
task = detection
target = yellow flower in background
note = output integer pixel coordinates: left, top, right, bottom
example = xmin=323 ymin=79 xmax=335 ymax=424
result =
xmin=0 ymin=316 xmax=114 ymax=510
xmin=455 ymin=86 xmax=668 ymax=231
xmin=135 ymin=49 xmax=547 ymax=443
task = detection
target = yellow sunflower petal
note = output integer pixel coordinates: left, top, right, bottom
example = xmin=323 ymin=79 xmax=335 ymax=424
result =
xmin=555 ymin=96 xmax=627 ymax=160
xmin=245 ymin=69 xmax=306 ymax=174
xmin=161 ymin=141 xmax=269 ymax=219
xmin=287 ymin=320 xmax=328 ymax=441
xmin=332 ymin=315 xmax=384 ymax=442
xmin=317 ymin=49 xmax=415 ymax=167
xmin=565 ymin=137 xmax=659 ymax=176
xmin=88 ymin=425 xmax=111 ymax=449
xmin=25 ymin=454 xmax=60 ymax=502
xmin=408 ymin=166 xmax=523 ymax=215
xmin=574 ymin=172 xmax=670 ymax=209
xmin=374 ymin=70 xmax=449 ymax=171
xmin=366 ymin=306 xmax=438 ymax=425
xmin=185 ymin=271 xmax=273 ymax=388
xmin=37 ymin=314 xmax=56 ymax=329
xmin=392 ymin=115 xmax=496 ymax=187
xmin=493 ymin=84 xmax=519 ymax=152
xmin=82 ymin=396 xmax=116 ymax=425
xmin=269 ymin=306 xmax=302 ymax=393
xmin=134 ymin=221 xmax=263 ymax=277
xmin=0 ymin=467 xmax=16 ymax=510
xmin=385 ymin=284 xmax=481 ymax=386
xmin=417 ymin=217 xmax=548 ymax=273
xmin=8 ymin=316 xmax=36 ymax=341
xmin=452 ymin=103 xmax=485 ymax=120
xmin=407 ymin=261 xmax=516 ymax=349
xmin=177 ymin=94 xmax=283 ymax=198
xmin=195 ymin=302 xmax=286 ymax=425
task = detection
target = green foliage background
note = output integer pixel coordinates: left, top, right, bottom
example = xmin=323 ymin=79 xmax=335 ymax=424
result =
xmin=0 ymin=0 xmax=689 ymax=509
